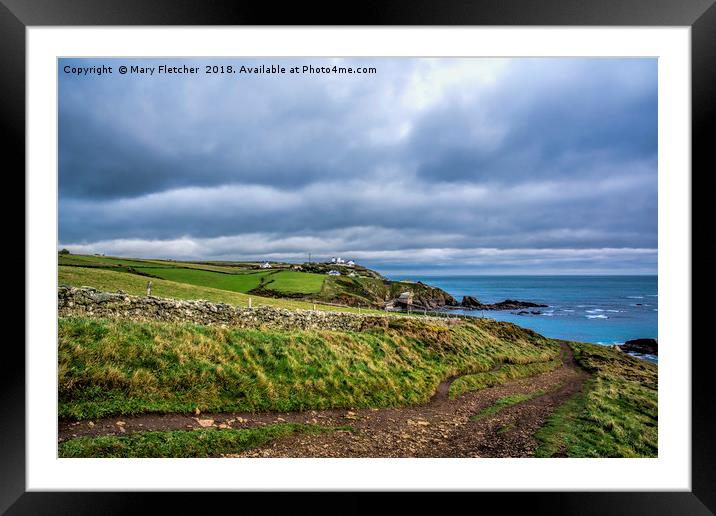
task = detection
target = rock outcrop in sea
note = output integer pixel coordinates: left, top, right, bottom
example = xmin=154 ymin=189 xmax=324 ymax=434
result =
xmin=619 ymin=338 xmax=658 ymax=356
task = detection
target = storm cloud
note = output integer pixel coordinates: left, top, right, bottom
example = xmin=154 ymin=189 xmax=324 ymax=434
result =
xmin=59 ymin=58 xmax=657 ymax=274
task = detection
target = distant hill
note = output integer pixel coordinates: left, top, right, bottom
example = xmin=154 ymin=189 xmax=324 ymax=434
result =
xmin=58 ymin=254 xmax=458 ymax=310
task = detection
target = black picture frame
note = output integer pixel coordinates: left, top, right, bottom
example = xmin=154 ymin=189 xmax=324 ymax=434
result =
xmin=4 ymin=0 xmax=711 ymax=514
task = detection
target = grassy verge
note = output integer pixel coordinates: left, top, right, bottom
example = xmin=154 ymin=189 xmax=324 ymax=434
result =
xmin=534 ymin=342 xmax=657 ymax=458
xmin=471 ymin=390 xmax=547 ymax=421
xmin=449 ymin=359 xmax=562 ymax=399
xmin=59 ymin=316 xmax=560 ymax=420
xmin=59 ymin=266 xmax=382 ymax=314
xmin=58 ymin=423 xmax=346 ymax=458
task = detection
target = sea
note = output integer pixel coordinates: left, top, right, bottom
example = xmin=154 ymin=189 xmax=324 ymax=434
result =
xmin=388 ymin=275 xmax=658 ymax=363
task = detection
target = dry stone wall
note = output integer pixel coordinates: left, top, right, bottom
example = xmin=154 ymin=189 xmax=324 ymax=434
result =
xmin=58 ymin=286 xmax=457 ymax=332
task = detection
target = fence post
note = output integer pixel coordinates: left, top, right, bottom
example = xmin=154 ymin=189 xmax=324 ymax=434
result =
xmin=248 ymin=297 xmax=252 ymax=308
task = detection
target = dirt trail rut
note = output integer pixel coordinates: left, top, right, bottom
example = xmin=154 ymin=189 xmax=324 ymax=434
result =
xmin=59 ymin=343 xmax=587 ymax=457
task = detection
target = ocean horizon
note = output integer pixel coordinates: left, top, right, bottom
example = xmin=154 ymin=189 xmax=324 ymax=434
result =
xmin=388 ymin=274 xmax=658 ymax=361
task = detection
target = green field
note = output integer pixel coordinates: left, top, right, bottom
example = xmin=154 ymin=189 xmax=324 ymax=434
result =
xmin=58 ymin=266 xmax=380 ymax=314
xmin=139 ymin=261 xmax=257 ymax=274
xmin=60 ymin=254 xmax=328 ymax=297
xmin=58 ymin=254 xmax=164 ymax=268
xmin=259 ymin=270 xmax=325 ymax=294
xmin=137 ymin=266 xmax=273 ymax=293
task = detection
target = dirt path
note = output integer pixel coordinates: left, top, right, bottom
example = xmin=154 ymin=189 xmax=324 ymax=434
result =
xmin=59 ymin=343 xmax=588 ymax=457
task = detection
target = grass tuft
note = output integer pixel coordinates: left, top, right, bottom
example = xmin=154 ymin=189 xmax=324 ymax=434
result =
xmin=471 ymin=390 xmax=547 ymax=421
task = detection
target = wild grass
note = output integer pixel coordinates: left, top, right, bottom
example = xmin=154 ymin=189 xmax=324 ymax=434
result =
xmin=58 ymin=424 xmax=347 ymax=458
xmin=58 ymin=316 xmax=560 ymax=420
xmin=534 ymin=342 xmax=657 ymax=458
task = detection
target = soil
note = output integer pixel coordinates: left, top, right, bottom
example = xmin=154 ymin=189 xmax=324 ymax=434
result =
xmin=58 ymin=342 xmax=587 ymax=458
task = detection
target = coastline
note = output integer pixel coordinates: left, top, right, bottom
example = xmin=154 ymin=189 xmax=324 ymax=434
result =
xmin=394 ymin=274 xmax=658 ymax=362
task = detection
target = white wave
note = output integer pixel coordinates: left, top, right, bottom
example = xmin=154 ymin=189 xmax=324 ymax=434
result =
xmin=586 ymin=314 xmax=608 ymax=319
xmin=627 ymin=296 xmax=644 ymax=299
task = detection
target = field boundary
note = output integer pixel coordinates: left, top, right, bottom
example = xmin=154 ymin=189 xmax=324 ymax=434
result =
xmin=58 ymin=286 xmax=460 ymax=332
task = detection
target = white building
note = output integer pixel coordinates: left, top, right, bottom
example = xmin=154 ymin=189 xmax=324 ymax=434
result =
xmin=346 ymin=260 xmax=355 ymax=267
xmin=260 ymin=262 xmax=271 ymax=269
xmin=327 ymin=270 xmax=341 ymax=276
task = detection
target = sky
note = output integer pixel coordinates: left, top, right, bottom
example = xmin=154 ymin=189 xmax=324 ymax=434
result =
xmin=58 ymin=57 xmax=657 ymax=275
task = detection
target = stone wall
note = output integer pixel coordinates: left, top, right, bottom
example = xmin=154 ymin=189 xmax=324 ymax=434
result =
xmin=58 ymin=286 xmax=457 ymax=332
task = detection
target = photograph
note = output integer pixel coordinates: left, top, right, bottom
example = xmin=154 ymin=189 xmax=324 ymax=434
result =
xmin=55 ymin=56 xmax=659 ymax=459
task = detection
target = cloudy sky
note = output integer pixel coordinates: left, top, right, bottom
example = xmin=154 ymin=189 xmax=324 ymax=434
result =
xmin=58 ymin=58 xmax=657 ymax=275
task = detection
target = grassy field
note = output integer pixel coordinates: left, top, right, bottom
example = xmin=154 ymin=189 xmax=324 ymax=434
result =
xmin=58 ymin=266 xmax=381 ymax=314
xmin=136 ymin=266 xmax=273 ymax=293
xmin=260 ymin=270 xmax=325 ymax=294
xmin=58 ymin=315 xmax=560 ymax=420
xmin=59 ymin=423 xmax=348 ymax=458
xmin=130 ymin=259 xmax=260 ymax=274
xmin=534 ymin=342 xmax=658 ymax=457
xmin=59 ymin=254 xmax=163 ymax=268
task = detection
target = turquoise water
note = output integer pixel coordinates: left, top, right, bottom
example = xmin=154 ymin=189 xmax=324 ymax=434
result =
xmin=390 ymin=275 xmax=657 ymax=353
